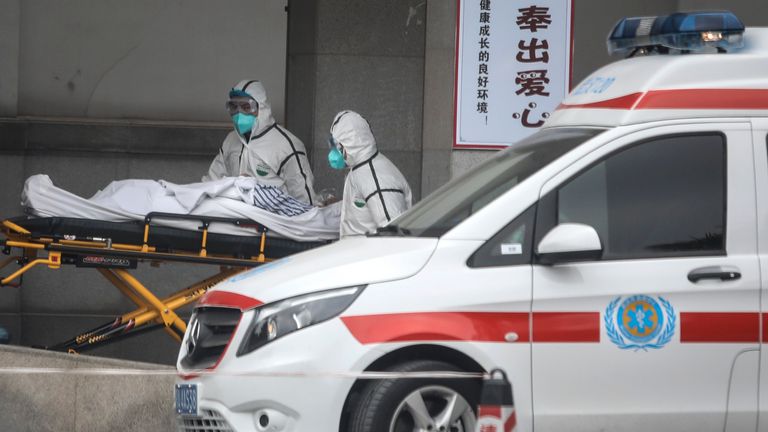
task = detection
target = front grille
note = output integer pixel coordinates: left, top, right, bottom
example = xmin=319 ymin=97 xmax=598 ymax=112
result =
xmin=181 ymin=307 xmax=242 ymax=369
xmin=177 ymin=409 xmax=234 ymax=432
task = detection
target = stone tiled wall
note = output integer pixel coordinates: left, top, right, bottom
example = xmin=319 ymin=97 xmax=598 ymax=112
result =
xmin=287 ymin=0 xmax=427 ymax=201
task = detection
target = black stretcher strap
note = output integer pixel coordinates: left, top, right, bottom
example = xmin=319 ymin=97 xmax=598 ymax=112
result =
xmin=47 ymin=243 xmax=265 ymax=267
xmin=9 ymin=216 xmax=324 ymax=259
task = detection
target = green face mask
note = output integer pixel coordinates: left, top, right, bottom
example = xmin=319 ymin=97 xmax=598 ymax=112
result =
xmin=328 ymin=147 xmax=347 ymax=170
xmin=233 ymin=113 xmax=257 ymax=135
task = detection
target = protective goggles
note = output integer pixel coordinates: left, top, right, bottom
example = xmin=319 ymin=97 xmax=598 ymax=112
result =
xmin=225 ymin=99 xmax=259 ymax=115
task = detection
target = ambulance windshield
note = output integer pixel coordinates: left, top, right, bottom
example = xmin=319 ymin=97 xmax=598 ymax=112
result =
xmin=389 ymin=128 xmax=604 ymax=237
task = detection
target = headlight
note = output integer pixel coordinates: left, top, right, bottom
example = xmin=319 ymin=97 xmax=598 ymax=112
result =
xmin=237 ymin=286 xmax=364 ymax=356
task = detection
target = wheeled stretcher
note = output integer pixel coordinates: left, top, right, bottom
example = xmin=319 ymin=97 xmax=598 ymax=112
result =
xmin=0 ymin=212 xmax=326 ymax=353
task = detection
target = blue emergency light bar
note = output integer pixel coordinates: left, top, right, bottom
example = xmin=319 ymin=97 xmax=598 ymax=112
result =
xmin=608 ymin=11 xmax=745 ymax=56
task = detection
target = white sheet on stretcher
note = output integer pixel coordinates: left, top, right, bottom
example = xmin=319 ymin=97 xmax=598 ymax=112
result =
xmin=21 ymin=174 xmax=341 ymax=242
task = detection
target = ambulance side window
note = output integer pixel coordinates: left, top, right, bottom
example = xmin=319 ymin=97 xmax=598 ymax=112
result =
xmin=468 ymin=205 xmax=536 ymax=267
xmin=538 ymin=133 xmax=726 ymax=260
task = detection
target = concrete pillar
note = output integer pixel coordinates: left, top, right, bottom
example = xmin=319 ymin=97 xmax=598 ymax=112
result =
xmin=287 ymin=0 xmax=427 ymax=200
xmin=286 ymin=0 xmax=318 ymax=167
xmin=0 ymin=0 xmax=22 ymax=340
xmin=0 ymin=0 xmax=20 ymax=117
xmin=421 ymin=0 xmax=456 ymax=196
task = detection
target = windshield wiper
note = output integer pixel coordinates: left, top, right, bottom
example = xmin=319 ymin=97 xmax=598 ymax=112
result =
xmin=369 ymin=224 xmax=411 ymax=237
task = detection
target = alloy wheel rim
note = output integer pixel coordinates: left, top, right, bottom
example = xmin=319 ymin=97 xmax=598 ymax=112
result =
xmin=388 ymin=385 xmax=476 ymax=432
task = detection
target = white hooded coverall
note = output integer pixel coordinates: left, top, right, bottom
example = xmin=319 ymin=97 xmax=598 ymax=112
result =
xmin=203 ymin=80 xmax=318 ymax=206
xmin=330 ymin=111 xmax=413 ymax=237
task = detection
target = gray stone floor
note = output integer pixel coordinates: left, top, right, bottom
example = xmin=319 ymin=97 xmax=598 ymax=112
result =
xmin=0 ymin=344 xmax=175 ymax=432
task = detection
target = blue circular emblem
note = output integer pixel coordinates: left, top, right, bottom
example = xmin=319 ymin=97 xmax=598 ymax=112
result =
xmin=616 ymin=295 xmax=664 ymax=343
xmin=605 ymin=295 xmax=676 ymax=351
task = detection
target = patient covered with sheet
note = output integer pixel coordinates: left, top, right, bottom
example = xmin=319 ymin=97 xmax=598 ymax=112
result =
xmin=21 ymin=175 xmax=340 ymax=242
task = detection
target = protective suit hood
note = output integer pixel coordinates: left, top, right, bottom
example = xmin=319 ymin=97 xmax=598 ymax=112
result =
xmin=330 ymin=111 xmax=377 ymax=167
xmin=205 ymin=80 xmax=318 ymax=205
xmin=330 ymin=110 xmax=413 ymax=237
xmin=231 ymin=79 xmax=276 ymax=138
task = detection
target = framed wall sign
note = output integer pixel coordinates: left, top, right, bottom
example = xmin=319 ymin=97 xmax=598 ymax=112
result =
xmin=454 ymin=0 xmax=574 ymax=149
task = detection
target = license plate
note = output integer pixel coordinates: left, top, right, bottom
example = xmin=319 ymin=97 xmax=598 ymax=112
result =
xmin=175 ymin=384 xmax=198 ymax=416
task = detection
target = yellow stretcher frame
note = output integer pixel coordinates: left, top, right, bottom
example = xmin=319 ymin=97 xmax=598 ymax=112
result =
xmin=0 ymin=215 xmax=273 ymax=353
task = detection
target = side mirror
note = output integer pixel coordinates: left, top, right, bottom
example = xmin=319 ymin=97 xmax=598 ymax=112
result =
xmin=537 ymin=223 xmax=602 ymax=265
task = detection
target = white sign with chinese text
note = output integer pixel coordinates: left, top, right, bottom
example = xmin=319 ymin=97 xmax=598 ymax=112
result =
xmin=454 ymin=0 xmax=573 ymax=149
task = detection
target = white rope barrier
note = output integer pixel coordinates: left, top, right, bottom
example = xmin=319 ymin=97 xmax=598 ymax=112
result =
xmin=0 ymin=367 xmax=486 ymax=379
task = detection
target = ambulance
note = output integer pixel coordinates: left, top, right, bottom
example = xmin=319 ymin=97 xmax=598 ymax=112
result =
xmin=175 ymin=12 xmax=768 ymax=432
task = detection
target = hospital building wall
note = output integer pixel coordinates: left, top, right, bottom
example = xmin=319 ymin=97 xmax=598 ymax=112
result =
xmin=1 ymin=0 xmax=768 ymax=364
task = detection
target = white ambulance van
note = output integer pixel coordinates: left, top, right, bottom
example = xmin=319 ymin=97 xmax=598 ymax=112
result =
xmin=176 ymin=12 xmax=768 ymax=432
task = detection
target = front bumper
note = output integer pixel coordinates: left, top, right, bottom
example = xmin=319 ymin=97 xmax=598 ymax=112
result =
xmin=176 ymin=316 xmax=381 ymax=432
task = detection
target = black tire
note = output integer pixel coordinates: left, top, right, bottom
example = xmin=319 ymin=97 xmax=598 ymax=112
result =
xmin=347 ymin=360 xmax=481 ymax=432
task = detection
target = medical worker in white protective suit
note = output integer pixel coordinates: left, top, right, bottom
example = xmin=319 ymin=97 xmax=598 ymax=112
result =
xmin=203 ymin=80 xmax=318 ymax=206
xmin=328 ymin=111 xmax=412 ymax=237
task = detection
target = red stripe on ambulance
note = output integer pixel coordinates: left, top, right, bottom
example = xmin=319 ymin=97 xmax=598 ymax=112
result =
xmin=680 ymin=312 xmax=760 ymax=343
xmin=558 ymin=88 xmax=768 ymax=111
xmin=532 ymin=312 xmax=600 ymax=342
xmin=764 ymin=314 xmax=768 ymax=343
xmin=341 ymin=312 xmax=602 ymax=344
xmin=341 ymin=312 xmax=530 ymax=344
xmin=342 ymin=310 xmax=768 ymax=345
xmin=558 ymin=92 xmax=643 ymax=109
xmin=637 ymin=89 xmax=768 ymax=109
xmin=197 ymin=290 xmax=263 ymax=311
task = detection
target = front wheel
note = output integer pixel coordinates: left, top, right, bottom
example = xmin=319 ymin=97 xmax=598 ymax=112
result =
xmin=347 ymin=360 xmax=480 ymax=432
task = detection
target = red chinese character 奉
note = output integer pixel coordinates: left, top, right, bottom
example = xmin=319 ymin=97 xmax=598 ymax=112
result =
xmin=516 ymin=39 xmax=549 ymax=63
xmin=516 ymin=6 xmax=551 ymax=32
xmin=515 ymin=70 xmax=550 ymax=96
xmin=480 ymin=425 xmax=498 ymax=432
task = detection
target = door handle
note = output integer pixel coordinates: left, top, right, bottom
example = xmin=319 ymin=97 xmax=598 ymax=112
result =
xmin=687 ymin=266 xmax=741 ymax=283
